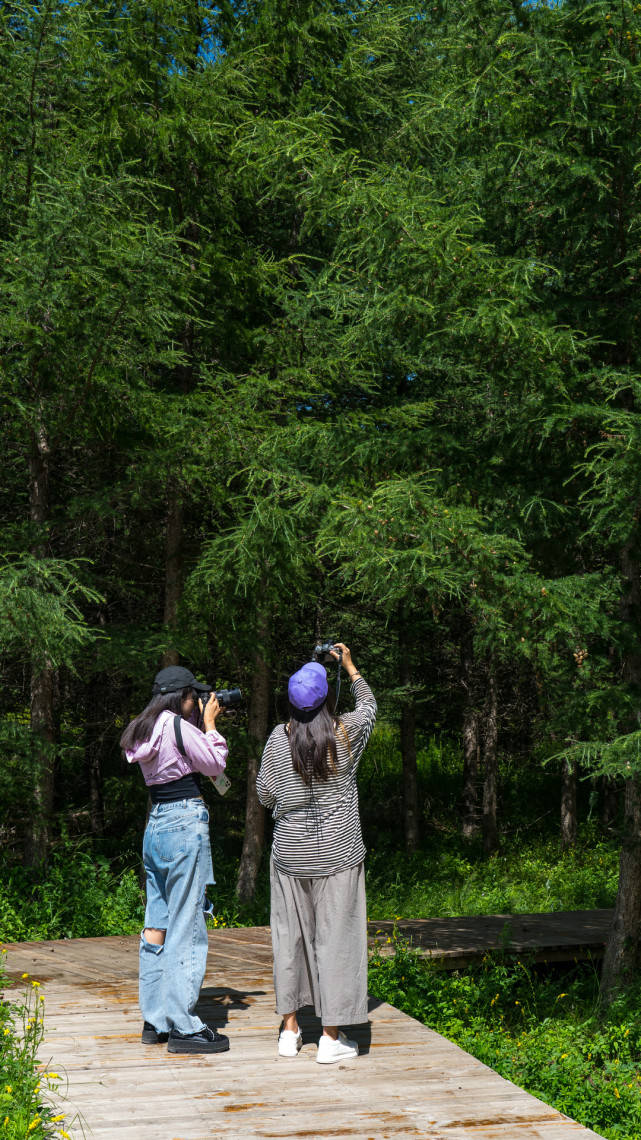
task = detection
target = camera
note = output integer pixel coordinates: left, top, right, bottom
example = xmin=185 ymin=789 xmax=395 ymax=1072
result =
xmin=314 ymin=640 xmax=342 ymax=663
xmin=200 ymin=688 xmax=242 ymax=711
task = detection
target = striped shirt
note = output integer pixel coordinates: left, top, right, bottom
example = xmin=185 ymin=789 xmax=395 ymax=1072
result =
xmin=256 ymin=676 xmax=377 ymax=877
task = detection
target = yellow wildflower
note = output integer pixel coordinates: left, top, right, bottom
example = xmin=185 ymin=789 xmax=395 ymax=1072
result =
xmin=560 ymin=1053 xmax=568 ymax=1059
xmin=21 ymin=973 xmax=29 ymax=980
xmin=27 ymin=1116 xmax=41 ymax=1131
xmin=614 ymin=1088 xmax=620 ymax=1099
xmin=31 ymin=981 xmax=40 ymax=989
xmin=42 ymin=1072 xmax=59 ymax=1080
xmin=4 ymin=1087 xmax=11 ymax=1095
xmin=51 ymin=1115 xmax=65 ymax=1123
xmin=60 ymin=1131 xmax=71 ymax=1139
xmin=3 ymin=1117 xmax=8 ymax=1128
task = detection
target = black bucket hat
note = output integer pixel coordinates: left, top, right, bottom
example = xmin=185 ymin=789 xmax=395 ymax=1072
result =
xmin=152 ymin=666 xmax=210 ymax=696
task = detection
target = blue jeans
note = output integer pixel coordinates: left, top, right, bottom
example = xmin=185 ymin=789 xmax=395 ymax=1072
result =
xmin=139 ymin=798 xmax=215 ymax=1034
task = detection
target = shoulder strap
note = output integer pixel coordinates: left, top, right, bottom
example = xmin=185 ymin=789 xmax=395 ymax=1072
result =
xmin=174 ymin=715 xmax=187 ymax=758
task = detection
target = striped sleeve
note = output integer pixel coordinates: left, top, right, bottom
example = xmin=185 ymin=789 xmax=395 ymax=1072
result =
xmin=341 ymin=676 xmax=377 ymax=761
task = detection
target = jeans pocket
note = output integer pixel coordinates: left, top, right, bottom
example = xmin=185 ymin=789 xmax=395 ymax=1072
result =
xmin=156 ymin=821 xmax=189 ymax=836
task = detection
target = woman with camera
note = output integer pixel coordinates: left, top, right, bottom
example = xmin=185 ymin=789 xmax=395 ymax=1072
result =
xmin=257 ymin=642 xmax=377 ymax=1063
xmin=121 ymin=664 xmax=230 ymax=1055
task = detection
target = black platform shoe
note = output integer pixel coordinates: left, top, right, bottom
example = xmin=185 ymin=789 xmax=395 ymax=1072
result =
xmin=141 ymin=1021 xmax=169 ymax=1044
xmin=167 ymin=1025 xmax=229 ymax=1054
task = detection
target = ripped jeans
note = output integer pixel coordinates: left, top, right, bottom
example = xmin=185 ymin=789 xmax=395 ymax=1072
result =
xmin=140 ymin=798 xmax=215 ymax=1035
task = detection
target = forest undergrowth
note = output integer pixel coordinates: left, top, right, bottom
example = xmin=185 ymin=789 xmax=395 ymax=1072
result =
xmin=0 ymin=829 xmax=619 ymax=943
xmin=0 ymin=729 xmax=620 ymax=940
xmin=369 ymin=937 xmax=641 ymax=1140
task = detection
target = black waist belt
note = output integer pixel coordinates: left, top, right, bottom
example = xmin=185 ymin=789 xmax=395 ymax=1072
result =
xmin=148 ymin=773 xmax=202 ymax=803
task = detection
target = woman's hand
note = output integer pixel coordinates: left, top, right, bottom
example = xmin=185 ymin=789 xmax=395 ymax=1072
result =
xmin=330 ymin=642 xmax=359 ymax=679
xmin=200 ymin=694 xmax=221 ymax=731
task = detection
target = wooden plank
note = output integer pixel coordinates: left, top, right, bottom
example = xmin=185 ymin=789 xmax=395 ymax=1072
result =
xmin=367 ymin=911 xmax=613 ymax=968
xmin=2 ymin=932 xmax=607 ymax=1140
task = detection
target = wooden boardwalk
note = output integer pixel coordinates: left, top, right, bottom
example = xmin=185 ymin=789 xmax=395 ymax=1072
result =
xmin=368 ymin=909 xmax=613 ymax=967
xmin=4 ymin=927 xmax=606 ymax=1140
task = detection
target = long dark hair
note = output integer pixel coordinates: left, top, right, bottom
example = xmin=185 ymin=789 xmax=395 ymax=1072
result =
xmin=120 ymin=687 xmax=192 ymax=752
xmin=288 ymin=695 xmax=338 ymax=785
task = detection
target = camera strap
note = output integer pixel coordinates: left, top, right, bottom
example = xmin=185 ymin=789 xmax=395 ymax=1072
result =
xmin=175 ymin=713 xmax=231 ymax=797
xmin=174 ymin=715 xmax=186 ymax=757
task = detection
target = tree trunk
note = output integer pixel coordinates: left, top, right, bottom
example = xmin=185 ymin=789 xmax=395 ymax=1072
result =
xmin=560 ymin=758 xmax=577 ymax=850
xmin=161 ymin=488 xmax=183 ymax=668
xmin=601 ymin=539 xmax=641 ymax=998
xmin=26 ymin=663 xmax=56 ymax=866
xmin=600 ymin=775 xmax=641 ymax=1002
xmin=236 ymin=636 xmax=270 ymax=903
xmin=84 ymin=677 xmax=105 ymax=837
xmin=462 ymin=708 xmax=480 ymax=839
xmin=461 ymin=630 xmax=480 ymax=840
xmin=482 ymin=666 xmax=499 ymax=856
xmin=161 ymin=310 xmax=195 ymax=670
xmin=602 ymin=776 xmax=620 ymax=830
xmin=25 ymin=418 xmax=56 ymax=867
xmin=400 ymin=701 xmax=419 ymax=853
xmin=399 ymin=616 xmax=419 ymax=853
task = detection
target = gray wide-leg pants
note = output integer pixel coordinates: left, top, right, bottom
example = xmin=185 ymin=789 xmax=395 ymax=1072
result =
xmin=270 ymin=858 xmax=368 ymax=1025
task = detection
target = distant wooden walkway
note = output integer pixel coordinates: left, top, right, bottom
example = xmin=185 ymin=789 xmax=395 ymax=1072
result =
xmin=4 ymin=927 xmax=606 ymax=1140
xmin=368 ymin=909 xmax=613 ymax=968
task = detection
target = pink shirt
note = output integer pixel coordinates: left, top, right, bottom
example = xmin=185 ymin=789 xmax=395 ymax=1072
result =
xmin=126 ymin=710 xmax=227 ymax=786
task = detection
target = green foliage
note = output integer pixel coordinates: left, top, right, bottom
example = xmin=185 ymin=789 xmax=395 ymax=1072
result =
xmin=0 ymin=556 xmax=103 ymax=670
xmin=368 ymin=942 xmax=641 ymax=1140
xmin=366 ymin=836 xmax=619 ymax=920
xmin=0 ymin=844 xmax=145 ymax=942
xmin=0 ymin=837 xmax=271 ymax=941
xmin=0 ymin=958 xmax=68 ymax=1139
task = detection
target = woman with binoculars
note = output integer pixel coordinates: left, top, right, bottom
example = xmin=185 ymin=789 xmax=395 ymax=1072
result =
xmin=121 ymin=664 xmax=230 ymax=1055
xmin=257 ymin=642 xmax=377 ymax=1063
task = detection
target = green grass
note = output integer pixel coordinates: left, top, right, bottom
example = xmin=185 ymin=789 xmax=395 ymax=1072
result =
xmin=368 ymin=938 xmax=641 ymax=1140
xmin=0 ymin=845 xmax=145 ymax=943
xmin=366 ymin=832 xmax=619 ymax=919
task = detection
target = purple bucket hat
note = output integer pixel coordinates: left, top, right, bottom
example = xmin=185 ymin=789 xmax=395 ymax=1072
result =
xmin=288 ymin=662 xmax=328 ymax=711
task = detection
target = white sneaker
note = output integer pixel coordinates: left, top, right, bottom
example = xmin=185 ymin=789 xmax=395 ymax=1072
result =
xmin=316 ymin=1031 xmax=359 ymax=1064
xmin=278 ymin=1028 xmax=302 ymax=1057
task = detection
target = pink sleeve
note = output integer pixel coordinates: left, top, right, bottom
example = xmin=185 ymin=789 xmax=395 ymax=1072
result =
xmin=180 ymin=718 xmax=228 ymax=779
